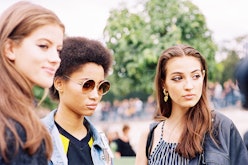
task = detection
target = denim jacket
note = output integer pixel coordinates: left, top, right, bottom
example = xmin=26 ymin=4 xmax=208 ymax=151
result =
xmin=42 ymin=110 xmax=113 ymax=165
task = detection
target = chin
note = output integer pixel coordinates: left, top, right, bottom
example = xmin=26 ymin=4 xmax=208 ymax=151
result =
xmin=183 ymin=102 xmax=198 ymax=109
xmin=85 ymin=112 xmax=95 ymax=116
xmin=41 ymin=81 xmax=54 ymax=88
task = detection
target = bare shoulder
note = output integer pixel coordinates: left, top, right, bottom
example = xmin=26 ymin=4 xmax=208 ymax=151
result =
xmin=135 ymin=123 xmax=153 ymax=165
xmin=140 ymin=125 xmax=150 ymax=137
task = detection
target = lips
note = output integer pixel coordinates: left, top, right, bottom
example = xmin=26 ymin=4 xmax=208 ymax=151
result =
xmin=86 ymin=104 xmax=98 ymax=110
xmin=183 ymin=94 xmax=195 ymax=99
xmin=43 ymin=66 xmax=56 ymax=76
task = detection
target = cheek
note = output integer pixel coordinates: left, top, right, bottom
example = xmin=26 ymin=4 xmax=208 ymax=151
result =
xmin=197 ymin=80 xmax=204 ymax=90
xmin=62 ymin=85 xmax=81 ymax=100
xmin=63 ymin=91 xmax=87 ymax=109
xmin=195 ymin=82 xmax=204 ymax=100
xmin=168 ymin=88 xmax=180 ymax=100
xmin=197 ymin=84 xmax=203 ymax=95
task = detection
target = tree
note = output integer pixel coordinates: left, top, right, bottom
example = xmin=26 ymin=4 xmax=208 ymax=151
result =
xmin=103 ymin=0 xmax=217 ymax=99
xmin=216 ymin=35 xmax=248 ymax=84
xmin=33 ymin=86 xmax=58 ymax=110
xmin=219 ymin=51 xmax=240 ymax=84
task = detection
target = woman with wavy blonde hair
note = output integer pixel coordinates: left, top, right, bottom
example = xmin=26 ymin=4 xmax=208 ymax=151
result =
xmin=0 ymin=1 xmax=64 ymax=164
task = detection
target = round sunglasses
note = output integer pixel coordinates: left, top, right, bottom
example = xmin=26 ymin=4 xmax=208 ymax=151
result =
xmin=64 ymin=75 xmax=110 ymax=95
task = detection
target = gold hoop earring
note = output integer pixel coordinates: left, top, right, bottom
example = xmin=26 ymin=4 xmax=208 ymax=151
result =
xmin=163 ymin=89 xmax=168 ymax=102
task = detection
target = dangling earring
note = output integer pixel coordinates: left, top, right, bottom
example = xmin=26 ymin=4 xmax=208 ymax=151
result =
xmin=163 ymin=89 xmax=168 ymax=102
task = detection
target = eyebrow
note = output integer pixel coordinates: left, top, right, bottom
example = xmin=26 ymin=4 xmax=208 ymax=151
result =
xmin=77 ymin=78 xmax=90 ymax=81
xmin=37 ymin=38 xmax=51 ymax=43
xmin=78 ymin=78 xmax=105 ymax=84
xmin=170 ymin=69 xmax=202 ymax=75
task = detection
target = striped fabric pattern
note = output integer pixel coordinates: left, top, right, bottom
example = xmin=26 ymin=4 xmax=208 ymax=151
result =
xmin=148 ymin=141 xmax=189 ymax=165
xmin=148 ymin=121 xmax=189 ymax=165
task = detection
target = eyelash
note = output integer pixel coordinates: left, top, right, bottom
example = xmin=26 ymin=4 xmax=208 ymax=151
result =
xmin=171 ymin=74 xmax=201 ymax=81
xmin=172 ymin=76 xmax=182 ymax=81
xmin=39 ymin=45 xmax=62 ymax=54
xmin=39 ymin=44 xmax=48 ymax=49
xmin=193 ymin=74 xmax=201 ymax=79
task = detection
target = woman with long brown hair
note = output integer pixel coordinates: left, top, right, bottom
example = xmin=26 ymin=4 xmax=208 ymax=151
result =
xmin=135 ymin=44 xmax=248 ymax=164
xmin=0 ymin=1 xmax=64 ymax=164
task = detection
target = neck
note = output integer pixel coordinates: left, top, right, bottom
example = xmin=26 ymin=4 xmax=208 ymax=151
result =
xmin=55 ymin=107 xmax=86 ymax=139
xmin=169 ymin=106 xmax=187 ymax=121
xmin=163 ymin=114 xmax=185 ymax=143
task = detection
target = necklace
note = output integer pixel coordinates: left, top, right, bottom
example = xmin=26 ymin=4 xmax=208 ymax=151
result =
xmin=162 ymin=119 xmax=182 ymax=143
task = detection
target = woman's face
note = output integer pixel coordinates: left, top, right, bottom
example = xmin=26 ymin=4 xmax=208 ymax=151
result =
xmin=58 ymin=62 xmax=105 ymax=117
xmin=8 ymin=25 xmax=63 ymax=88
xmin=164 ymin=56 xmax=205 ymax=111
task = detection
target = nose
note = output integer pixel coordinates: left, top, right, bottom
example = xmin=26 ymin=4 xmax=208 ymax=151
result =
xmin=89 ymin=86 xmax=101 ymax=99
xmin=48 ymin=48 xmax=61 ymax=64
xmin=184 ymin=78 xmax=194 ymax=90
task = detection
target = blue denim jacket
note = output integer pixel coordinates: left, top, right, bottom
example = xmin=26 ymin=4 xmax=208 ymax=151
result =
xmin=42 ymin=110 xmax=113 ymax=165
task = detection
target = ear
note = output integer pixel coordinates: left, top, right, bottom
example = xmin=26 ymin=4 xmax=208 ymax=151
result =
xmin=162 ymin=80 xmax=167 ymax=91
xmin=4 ymin=39 xmax=16 ymax=61
xmin=54 ymin=77 xmax=64 ymax=92
xmin=202 ymin=70 xmax=206 ymax=77
xmin=161 ymin=79 xmax=166 ymax=90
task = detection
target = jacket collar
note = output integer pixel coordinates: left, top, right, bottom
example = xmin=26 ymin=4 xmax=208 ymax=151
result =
xmin=42 ymin=109 xmax=105 ymax=149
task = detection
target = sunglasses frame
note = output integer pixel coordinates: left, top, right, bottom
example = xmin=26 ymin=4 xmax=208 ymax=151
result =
xmin=63 ymin=75 xmax=110 ymax=95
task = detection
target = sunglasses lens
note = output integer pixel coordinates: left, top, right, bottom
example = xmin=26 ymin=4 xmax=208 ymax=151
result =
xmin=98 ymin=81 xmax=110 ymax=95
xmin=82 ymin=80 xmax=95 ymax=93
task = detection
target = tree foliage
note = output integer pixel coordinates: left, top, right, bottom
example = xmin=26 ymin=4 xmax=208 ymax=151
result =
xmin=33 ymin=86 xmax=58 ymax=110
xmin=215 ymin=35 xmax=248 ymax=84
xmin=219 ymin=51 xmax=240 ymax=84
xmin=104 ymin=0 xmax=217 ymax=99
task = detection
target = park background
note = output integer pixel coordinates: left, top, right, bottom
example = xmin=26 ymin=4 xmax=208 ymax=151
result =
xmin=1 ymin=0 xmax=247 ymax=107
xmin=1 ymin=0 xmax=248 ymax=164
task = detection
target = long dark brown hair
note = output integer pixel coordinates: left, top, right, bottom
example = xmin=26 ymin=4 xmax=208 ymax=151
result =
xmin=0 ymin=1 xmax=64 ymax=162
xmin=154 ymin=44 xmax=213 ymax=158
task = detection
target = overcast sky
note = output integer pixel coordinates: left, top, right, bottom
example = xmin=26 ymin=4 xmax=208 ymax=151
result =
xmin=1 ymin=0 xmax=248 ymax=44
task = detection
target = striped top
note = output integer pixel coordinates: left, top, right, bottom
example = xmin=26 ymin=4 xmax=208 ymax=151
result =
xmin=148 ymin=121 xmax=189 ymax=165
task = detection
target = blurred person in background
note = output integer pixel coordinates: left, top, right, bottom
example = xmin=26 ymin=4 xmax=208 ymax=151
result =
xmin=235 ymin=57 xmax=248 ymax=109
xmin=105 ymin=128 xmax=119 ymax=155
xmin=0 ymin=1 xmax=64 ymax=164
xmin=235 ymin=56 xmax=248 ymax=151
xmin=42 ymin=37 xmax=113 ymax=165
xmin=114 ymin=124 xmax=136 ymax=158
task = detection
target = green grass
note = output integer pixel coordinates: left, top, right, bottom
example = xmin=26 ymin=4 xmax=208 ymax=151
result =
xmin=113 ymin=157 xmax=135 ymax=165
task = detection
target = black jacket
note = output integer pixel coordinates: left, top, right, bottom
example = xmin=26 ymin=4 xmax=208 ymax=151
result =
xmin=0 ymin=121 xmax=48 ymax=165
xmin=147 ymin=111 xmax=248 ymax=165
